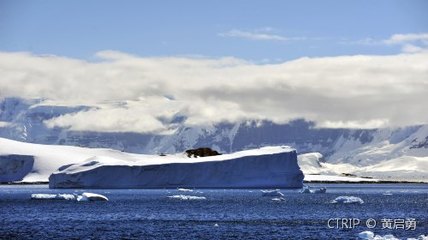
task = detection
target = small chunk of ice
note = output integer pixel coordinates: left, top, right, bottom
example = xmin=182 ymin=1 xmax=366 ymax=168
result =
xmin=168 ymin=195 xmax=206 ymax=200
xmin=261 ymin=189 xmax=284 ymax=197
xmin=300 ymin=185 xmax=327 ymax=194
xmin=31 ymin=192 xmax=108 ymax=202
xmin=331 ymin=196 xmax=364 ymax=204
xmin=358 ymin=231 xmax=375 ymax=239
xmin=31 ymin=193 xmax=76 ymax=201
xmin=77 ymin=192 xmax=109 ymax=201
xmin=177 ymin=188 xmax=193 ymax=192
xmin=271 ymin=197 xmax=286 ymax=202
xmin=357 ymin=231 xmax=405 ymax=240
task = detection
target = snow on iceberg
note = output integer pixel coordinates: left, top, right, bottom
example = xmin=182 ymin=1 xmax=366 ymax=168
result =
xmin=49 ymin=146 xmax=304 ymax=189
xmin=261 ymin=189 xmax=285 ymax=197
xmin=331 ymin=196 xmax=364 ymax=204
xmin=168 ymin=195 xmax=206 ymax=200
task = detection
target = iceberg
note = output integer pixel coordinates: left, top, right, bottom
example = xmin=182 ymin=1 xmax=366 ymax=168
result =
xmin=167 ymin=195 xmax=206 ymax=200
xmin=0 ymin=154 xmax=34 ymax=182
xmin=331 ymin=196 xmax=364 ymax=204
xmin=49 ymin=146 xmax=304 ymax=189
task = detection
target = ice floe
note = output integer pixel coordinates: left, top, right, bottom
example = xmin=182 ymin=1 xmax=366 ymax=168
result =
xmin=31 ymin=192 xmax=108 ymax=201
xmin=331 ymin=196 xmax=364 ymax=204
xmin=358 ymin=231 xmax=427 ymax=240
xmin=271 ymin=197 xmax=286 ymax=202
xmin=177 ymin=188 xmax=193 ymax=192
xmin=77 ymin=192 xmax=109 ymax=201
xmin=31 ymin=193 xmax=76 ymax=201
xmin=299 ymin=185 xmax=327 ymax=194
xmin=167 ymin=195 xmax=206 ymax=200
xmin=261 ymin=189 xmax=284 ymax=197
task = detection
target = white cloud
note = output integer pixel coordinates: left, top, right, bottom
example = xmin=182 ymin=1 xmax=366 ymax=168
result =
xmin=317 ymin=119 xmax=390 ymax=129
xmin=384 ymin=33 xmax=428 ymax=45
xmin=342 ymin=33 xmax=428 ymax=53
xmin=219 ymin=29 xmax=302 ymax=41
xmin=384 ymin=33 xmax=428 ymax=53
xmin=0 ymin=50 xmax=427 ymax=133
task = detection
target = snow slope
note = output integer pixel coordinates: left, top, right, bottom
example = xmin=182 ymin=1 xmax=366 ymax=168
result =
xmin=298 ymin=152 xmax=428 ymax=182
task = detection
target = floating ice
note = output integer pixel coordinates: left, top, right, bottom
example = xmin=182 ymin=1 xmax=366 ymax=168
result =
xmin=31 ymin=193 xmax=76 ymax=201
xmin=77 ymin=192 xmax=109 ymax=201
xmin=31 ymin=192 xmax=108 ymax=201
xmin=271 ymin=197 xmax=286 ymax=202
xmin=261 ymin=189 xmax=284 ymax=197
xmin=408 ymin=235 xmax=428 ymax=240
xmin=331 ymin=196 xmax=364 ymax=204
xmin=313 ymin=187 xmax=327 ymax=194
xmin=300 ymin=185 xmax=311 ymax=193
xmin=177 ymin=188 xmax=193 ymax=192
xmin=358 ymin=231 xmax=375 ymax=239
xmin=300 ymin=185 xmax=327 ymax=194
xmin=356 ymin=231 xmax=424 ymax=240
xmin=167 ymin=195 xmax=206 ymax=200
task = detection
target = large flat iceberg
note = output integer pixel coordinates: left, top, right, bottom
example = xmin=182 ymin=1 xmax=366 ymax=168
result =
xmin=49 ymin=146 xmax=304 ymax=189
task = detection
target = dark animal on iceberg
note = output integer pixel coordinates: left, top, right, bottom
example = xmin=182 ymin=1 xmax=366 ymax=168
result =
xmin=185 ymin=148 xmax=221 ymax=158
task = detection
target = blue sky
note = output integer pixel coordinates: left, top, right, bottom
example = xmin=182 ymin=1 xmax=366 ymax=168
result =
xmin=1 ymin=0 xmax=427 ymax=61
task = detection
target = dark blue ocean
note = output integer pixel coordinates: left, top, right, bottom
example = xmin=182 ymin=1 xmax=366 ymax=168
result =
xmin=0 ymin=184 xmax=427 ymax=239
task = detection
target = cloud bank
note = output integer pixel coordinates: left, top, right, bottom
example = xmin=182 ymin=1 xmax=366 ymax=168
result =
xmin=0 ymin=50 xmax=427 ymax=133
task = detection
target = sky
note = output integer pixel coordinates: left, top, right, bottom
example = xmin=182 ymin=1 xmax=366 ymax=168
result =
xmin=0 ymin=0 xmax=428 ymax=133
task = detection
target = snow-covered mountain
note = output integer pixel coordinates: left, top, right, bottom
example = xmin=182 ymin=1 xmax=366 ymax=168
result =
xmin=1 ymin=97 xmax=428 ymax=181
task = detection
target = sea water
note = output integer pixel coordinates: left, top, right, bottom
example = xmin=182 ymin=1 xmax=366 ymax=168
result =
xmin=0 ymin=184 xmax=427 ymax=239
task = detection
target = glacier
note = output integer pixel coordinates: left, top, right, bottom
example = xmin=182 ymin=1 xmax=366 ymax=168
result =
xmin=48 ymin=146 xmax=304 ymax=189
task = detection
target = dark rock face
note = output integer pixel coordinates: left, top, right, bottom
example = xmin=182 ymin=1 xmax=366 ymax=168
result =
xmin=410 ymin=136 xmax=428 ymax=149
xmin=185 ymin=148 xmax=221 ymax=158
